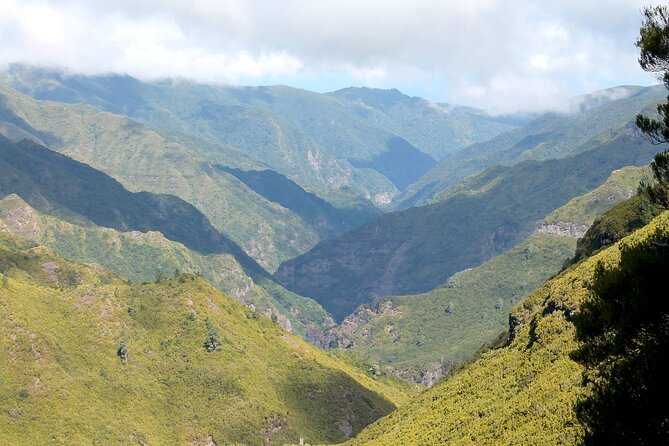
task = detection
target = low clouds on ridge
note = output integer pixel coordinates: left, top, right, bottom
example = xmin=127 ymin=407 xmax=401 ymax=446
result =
xmin=0 ymin=0 xmax=660 ymax=113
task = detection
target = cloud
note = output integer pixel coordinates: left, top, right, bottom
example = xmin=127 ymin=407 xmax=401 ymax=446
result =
xmin=0 ymin=0 xmax=661 ymax=112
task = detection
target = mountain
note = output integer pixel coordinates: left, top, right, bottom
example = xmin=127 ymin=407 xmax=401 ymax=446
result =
xmin=0 ymin=85 xmax=382 ymax=271
xmin=275 ymin=122 xmax=659 ymax=322
xmin=316 ymin=166 xmax=647 ymax=384
xmin=349 ymin=137 xmax=437 ymax=192
xmin=0 ymin=194 xmax=333 ymax=337
xmin=396 ymin=85 xmax=665 ymax=208
xmin=217 ymin=166 xmax=381 ymax=239
xmin=343 ymin=210 xmax=669 ymax=446
xmin=328 ymin=87 xmax=528 ymax=159
xmin=322 ymin=234 xmax=575 ymax=385
xmin=0 ymin=135 xmax=349 ymax=337
xmin=0 ymin=233 xmax=413 ymax=445
xmin=0 ymin=135 xmax=252 ymax=265
xmin=0 ymin=65 xmax=517 ymax=204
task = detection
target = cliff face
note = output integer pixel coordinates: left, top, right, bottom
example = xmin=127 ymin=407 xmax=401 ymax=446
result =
xmin=536 ymin=221 xmax=590 ymax=238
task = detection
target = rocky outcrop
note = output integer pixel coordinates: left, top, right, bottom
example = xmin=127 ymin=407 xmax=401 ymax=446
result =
xmin=386 ymin=362 xmax=452 ymax=387
xmin=536 ymin=221 xmax=589 ymax=238
xmin=310 ymin=300 xmax=403 ymax=349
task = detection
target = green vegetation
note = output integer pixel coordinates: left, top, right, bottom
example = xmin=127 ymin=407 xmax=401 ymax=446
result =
xmin=572 ymin=223 xmax=669 ymax=445
xmin=0 ymin=233 xmax=413 ymax=445
xmin=328 ymin=234 xmax=576 ymax=383
xmin=0 ymin=134 xmax=260 ymax=270
xmin=0 ymin=194 xmax=332 ymax=338
xmin=329 ymin=87 xmax=520 ymax=160
xmin=324 ymin=165 xmax=644 ymax=383
xmin=0 ymin=85 xmax=330 ymax=271
xmin=343 ymin=211 xmax=669 ymax=446
xmin=0 ymin=66 xmax=516 ymax=204
xmin=276 ymin=123 xmax=659 ymax=322
xmin=544 ymin=166 xmax=648 ymax=225
xmin=217 ymin=166 xmax=380 ymax=239
xmin=571 ymin=194 xmax=663 ymax=263
xmin=349 ymin=136 xmax=437 ymax=191
xmin=397 ymin=85 xmax=666 ymax=208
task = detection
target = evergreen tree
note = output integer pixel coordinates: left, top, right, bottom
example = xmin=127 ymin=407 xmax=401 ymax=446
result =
xmin=636 ymin=5 xmax=669 ymax=208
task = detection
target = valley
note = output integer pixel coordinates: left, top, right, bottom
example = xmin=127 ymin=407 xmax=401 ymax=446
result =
xmin=1 ymin=20 xmax=668 ymax=441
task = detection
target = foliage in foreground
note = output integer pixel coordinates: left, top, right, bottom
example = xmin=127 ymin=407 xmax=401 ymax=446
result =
xmin=0 ymin=234 xmax=413 ymax=445
xmin=0 ymin=194 xmax=332 ymax=337
xmin=343 ymin=211 xmax=669 ymax=446
xmin=572 ymin=224 xmax=669 ymax=445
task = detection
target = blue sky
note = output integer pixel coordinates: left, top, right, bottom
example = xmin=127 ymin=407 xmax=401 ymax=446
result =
xmin=0 ymin=0 xmax=661 ymax=113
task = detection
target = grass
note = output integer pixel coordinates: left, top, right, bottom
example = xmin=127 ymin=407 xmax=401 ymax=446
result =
xmin=397 ymin=85 xmax=665 ymax=208
xmin=342 ymin=211 xmax=669 ymax=446
xmin=0 ymin=194 xmax=332 ymax=338
xmin=0 ymin=233 xmax=414 ymax=445
xmin=0 ymin=86 xmax=322 ymax=271
xmin=330 ymin=234 xmax=576 ymax=382
xmin=323 ymin=164 xmax=646 ymax=383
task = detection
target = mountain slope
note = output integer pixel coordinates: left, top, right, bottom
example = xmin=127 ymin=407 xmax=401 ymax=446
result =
xmin=319 ymin=165 xmax=647 ymax=384
xmin=275 ymin=123 xmax=658 ymax=322
xmin=217 ymin=166 xmax=381 ymax=239
xmin=0 ymin=85 xmax=356 ymax=271
xmin=397 ymin=85 xmax=665 ymax=208
xmin=0 ymin=135 xmax=252 ymax=264
xmin=0 ymin=194 xmax=332 ymax=337
xmin=0 ymin=234 xmax=412 ymax=445
xmin=0 ymin=65 xmax=516 ymax=203
xmin=329 ymin=87 xmax=523 ymax=159
xmin=343 ymin=210 xmax=669 ymax=446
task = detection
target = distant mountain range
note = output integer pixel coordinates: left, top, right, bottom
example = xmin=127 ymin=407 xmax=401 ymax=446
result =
xmin=275 ymin=120 xmax=659 ymax=321
xmin=1 ymin=63 xmax=668 ymax=445
xmin=396 ymin=85 xmax=665 ymax=208
xmin=0 ymin=64 xmax=517 ymax=203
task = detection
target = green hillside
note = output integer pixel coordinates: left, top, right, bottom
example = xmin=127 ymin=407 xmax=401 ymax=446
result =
xmin=0 ymin=65 xmax=516 ymax=203
xmin=0 ymin=135 xmax=255 ymax=267
xmin=397 ymin=85 xmax=665 ymax=208
xmin=342 ymin=210 xmax=669 ymax=446
xmin=325 ymin=235 xmax=575 ymax=384
xmin=319 ymin=165 xmax=645 ymax=383
xmin=329 ymin=87 xmax=523 ymax=159
xmin=0 ymin=85 xmax=368 ymax=271
xmin=543 ymin=166 xmax=648 ymax=225
xmin=571 ymin=193 xmax=664 ymax=264
xmin=275 ymin=122 xmax=658 ymax=322
xmin=217 ymin=166 xmax=380 ymax=240
xmin=0 ymin=194 xmax=332 ymax=338
xmin=0 ymin=234 xmax=413 ymax=445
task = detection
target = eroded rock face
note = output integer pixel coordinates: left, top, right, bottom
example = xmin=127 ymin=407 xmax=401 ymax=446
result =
xmin=335 ymin=419 xmax=353 ymax=439
xmin=308 ymin=299 xmax=403 ymax=349
xmin=536 ymin=221 xmax=590 ymax=238
xmin=385 ymin=362 xmax=452 ymax=387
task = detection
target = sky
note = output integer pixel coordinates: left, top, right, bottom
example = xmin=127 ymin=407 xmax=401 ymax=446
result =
xmin=0 ymin=0 xmax=663 ymax=113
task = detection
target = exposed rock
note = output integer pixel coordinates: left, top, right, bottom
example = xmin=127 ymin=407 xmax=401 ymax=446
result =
xmin=42 ymin=261 xmax=60 ymax=283
xmin=335 ymin=419 xmax=353 ymax=438
xmin=386 ymin=361 xmax=452 ymax=387
xmin=536 ymin=220 xmax=589 ymax=238
xmin=276 ymin=314 xmax=292 ymax=333
xmin=311 ymin=300 xmax=403 ymax=349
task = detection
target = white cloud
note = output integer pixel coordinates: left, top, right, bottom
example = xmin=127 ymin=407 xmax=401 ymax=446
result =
xmin=0 ymin=0 xmax=662 ymax=112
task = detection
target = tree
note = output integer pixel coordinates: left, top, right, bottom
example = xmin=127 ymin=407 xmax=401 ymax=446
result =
xmin=571 ymin=226 xmax=669 ymax=445
xmin=203 ymin=317 xmax=221 ymax=352
xmin=569 ymin=9 xmax=669 ymax=443
xmin=635 ymin=5 xmax=669 ymax=207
